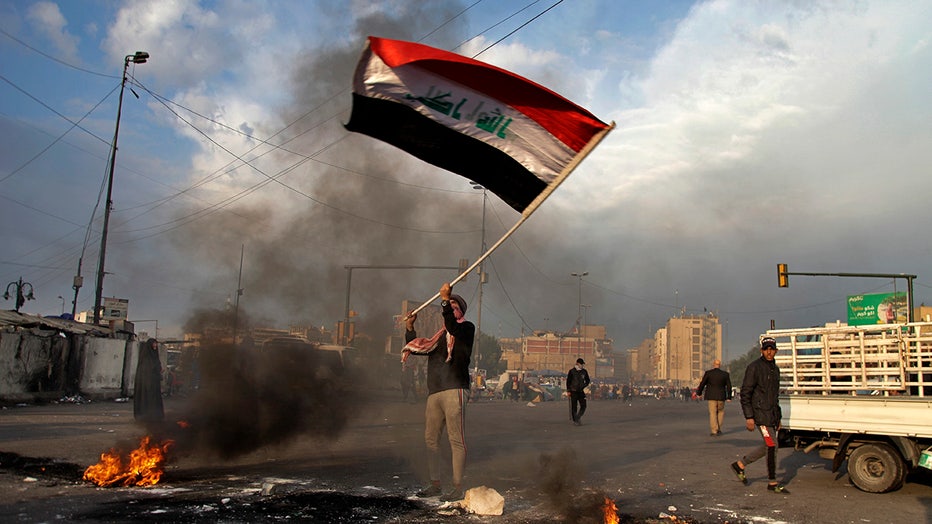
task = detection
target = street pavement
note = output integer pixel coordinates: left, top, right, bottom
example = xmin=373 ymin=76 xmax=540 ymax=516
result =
xmin=1 ymin=392 xmax=930 ymax=523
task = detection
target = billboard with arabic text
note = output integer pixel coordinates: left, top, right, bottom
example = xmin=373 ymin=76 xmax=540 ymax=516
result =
xmin=847 ymin=292 xmax=906 ymax=325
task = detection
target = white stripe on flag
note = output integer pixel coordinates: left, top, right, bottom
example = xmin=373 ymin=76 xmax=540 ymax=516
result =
xmin=355 ymin=48 xmax=574 ymax=186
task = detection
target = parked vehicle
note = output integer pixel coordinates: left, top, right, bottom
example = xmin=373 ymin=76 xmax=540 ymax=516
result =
xmin=766 ymin=322 xmax=932 ymax=493
xmin=263 ymin=337 xmax=346 ymax=381
xmin=317 ymin=344 xmax=359 ymax=373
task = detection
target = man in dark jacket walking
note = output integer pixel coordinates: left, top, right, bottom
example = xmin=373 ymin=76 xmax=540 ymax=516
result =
xmin=566 ymin=358 xmax=591 ymax=426
xmin=731 ymin=337 xmax=788 ymax=494
xmin=697 ymin=359 xmax=732 ymax=436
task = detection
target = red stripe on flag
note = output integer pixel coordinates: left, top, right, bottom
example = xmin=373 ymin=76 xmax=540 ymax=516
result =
xmin=367 ymin=37 xmax=608 ymax=153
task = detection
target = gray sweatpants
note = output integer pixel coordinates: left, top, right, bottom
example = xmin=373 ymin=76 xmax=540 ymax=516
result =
xmin=424 ymin=388 xmax=468 ymax=487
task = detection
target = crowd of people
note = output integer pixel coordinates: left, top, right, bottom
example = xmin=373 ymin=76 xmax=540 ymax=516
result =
xmin=398 ymin=368 xmax=740 ymax=405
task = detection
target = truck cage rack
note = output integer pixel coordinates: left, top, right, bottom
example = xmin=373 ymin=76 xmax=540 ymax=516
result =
xmin=767 ymin=322 xmax=932 ymax=397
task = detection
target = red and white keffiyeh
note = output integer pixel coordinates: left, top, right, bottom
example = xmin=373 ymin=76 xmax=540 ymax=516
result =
xmin=402 ymin=328 xmax=454 ymax=364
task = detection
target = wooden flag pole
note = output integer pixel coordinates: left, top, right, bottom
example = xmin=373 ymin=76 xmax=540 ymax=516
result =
xmin=405 ymin=122 xmax=616 ymax=319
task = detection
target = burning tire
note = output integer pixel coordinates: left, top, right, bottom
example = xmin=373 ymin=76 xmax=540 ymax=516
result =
xmin=847 ymin=442 xmax=906 ymax=493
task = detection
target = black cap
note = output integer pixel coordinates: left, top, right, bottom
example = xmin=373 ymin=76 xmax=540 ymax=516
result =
xmin=450 ymin=294 xmax=467 ymax=313
xmin=761 ymin=337 xmax=778 ymax=350
xmin=576 ymin=358 xmax=585 ymax=365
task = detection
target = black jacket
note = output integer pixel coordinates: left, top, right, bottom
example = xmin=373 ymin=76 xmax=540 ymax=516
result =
xmin=566 ymin=367 xmax=590 ymax=393
xmin=405 ymin=301 xmax=474 ymax=395
xmin=697 ymin=368 xmax=732 ymax=401
xmin=740 ymin=356 xmax=782 ymax=427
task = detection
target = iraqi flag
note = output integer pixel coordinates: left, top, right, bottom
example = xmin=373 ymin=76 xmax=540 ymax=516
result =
xmin=345 ymin=36 xmax=612 ymax=215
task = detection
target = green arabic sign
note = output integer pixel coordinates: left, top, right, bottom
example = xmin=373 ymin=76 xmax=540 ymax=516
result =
xmin=847 ymin=292 xmax=907 ymax=325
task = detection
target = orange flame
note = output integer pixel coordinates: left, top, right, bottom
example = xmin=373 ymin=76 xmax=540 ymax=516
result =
xmin=83 ymin=436 xmax=173 ymax=487
xmin=603 ymin=497 xmax=619 ymax=524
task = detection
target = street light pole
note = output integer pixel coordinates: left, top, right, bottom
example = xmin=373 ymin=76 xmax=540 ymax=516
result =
xmin=472 ymin=184 xmax=487 ymax=374
xmin=570 ymin=271 xmax=588 ymax=359
xmin=4 ymin=277 xmax=35 ymax=313
xmin=93 ymin=51 xmax=149 ymax=325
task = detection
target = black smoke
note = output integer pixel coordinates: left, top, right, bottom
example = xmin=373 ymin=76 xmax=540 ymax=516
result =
xmin=165 ymin=2 xmax=478 ymax=459
xmin=537 ymin=447 xmax=617 ymax=524
xmin=172 ymin=2 xmax=482 ymax=350
xmin=168 ymin=341 xmax=356 ymax=460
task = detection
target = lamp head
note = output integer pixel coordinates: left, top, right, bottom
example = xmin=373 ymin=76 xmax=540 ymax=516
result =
xmin=131 ymin=51 xmax=149 ymax=64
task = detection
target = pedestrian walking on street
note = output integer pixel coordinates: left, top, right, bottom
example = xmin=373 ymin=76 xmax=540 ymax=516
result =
xmin=566 ymin=357 xmax=591 ymax=426
xmin=730 ymin=337 xmax=789 ymax=494
xmin=403 ymin=283 xmax=475 ymax=502
xmin=697 ymin=359 xmax=732 ymax=436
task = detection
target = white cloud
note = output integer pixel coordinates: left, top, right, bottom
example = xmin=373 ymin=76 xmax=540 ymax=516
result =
xmin=26 ymin=1 xmax=79 ymax=62
xmin=582 ymin=0 xmax=932 ymax=216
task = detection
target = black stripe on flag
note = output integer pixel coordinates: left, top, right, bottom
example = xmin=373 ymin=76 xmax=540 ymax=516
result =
xmin=345 ymin=93 xmax=546 ymax=213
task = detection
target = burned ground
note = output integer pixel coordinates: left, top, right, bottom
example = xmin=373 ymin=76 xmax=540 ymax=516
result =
xmin=2 ymin=394 xmax=931 ymax=523
xmin=0 ymin=453 xmax=656 ymax=523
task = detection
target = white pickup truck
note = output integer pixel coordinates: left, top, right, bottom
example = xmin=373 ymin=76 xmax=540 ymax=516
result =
xmin=764 ymin=322 xmax=932 ymax=493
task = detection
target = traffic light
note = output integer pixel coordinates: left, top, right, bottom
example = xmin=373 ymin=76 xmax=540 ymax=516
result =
xmin=777 ymin=263 xmax=789 ymax=287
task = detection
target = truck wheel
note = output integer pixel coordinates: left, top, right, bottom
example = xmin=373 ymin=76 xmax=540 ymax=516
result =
xmin=847 ymin=442 xmax=907 ymax=493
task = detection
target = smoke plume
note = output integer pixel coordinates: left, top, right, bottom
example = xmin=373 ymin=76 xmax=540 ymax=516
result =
xmin=537 ymin=447 xmax=616 ymax=524
xmin=167 ymin=341 xmax=360 ymax=460
xmin=171 ymin=2 xmax=487 ymax=347
xmin=155 ymin=3 xmax=489 ymax=461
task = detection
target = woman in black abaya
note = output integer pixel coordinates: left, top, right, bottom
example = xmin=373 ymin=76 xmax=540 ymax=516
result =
xmin=134 ymin=338 xmax=164 ymax=424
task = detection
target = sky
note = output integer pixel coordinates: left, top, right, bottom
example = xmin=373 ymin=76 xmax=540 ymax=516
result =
xmin=1 ymin=0 xmax=930 ymax=362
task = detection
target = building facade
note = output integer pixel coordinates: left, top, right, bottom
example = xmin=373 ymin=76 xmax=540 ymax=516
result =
xmin=499 ymin=325 xmax=616 ymax=379
xmin=617 ymin=313 xmax=722 ymax=386
xmin=662 ymin=313 xmax=722 ymax=386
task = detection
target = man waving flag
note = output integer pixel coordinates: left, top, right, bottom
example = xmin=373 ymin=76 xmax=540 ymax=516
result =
xmin=345 ymin=36 xmax=613 ymax=215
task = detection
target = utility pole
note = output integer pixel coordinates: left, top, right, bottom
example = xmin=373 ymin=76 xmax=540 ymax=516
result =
xmin=232 ymin=244 xmax=244 ymax=344
xmin=93 ymin=51 xmax=149 ymax=324
xmin=571 ymin=271 xmax=588 ymax=360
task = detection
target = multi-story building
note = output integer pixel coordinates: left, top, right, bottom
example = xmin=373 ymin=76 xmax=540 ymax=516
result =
xmin=499 ymin=325 xmax=615 ymax=379
xmin=653 ymin=327 xmax=667 ymax=380
xmin=626 ymin=338 xmax=654 ymax=383
xmin=617 ymin=314 xmax=722 ymax=386
xmin=660 ymin=313 xmax=722 ymax=386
